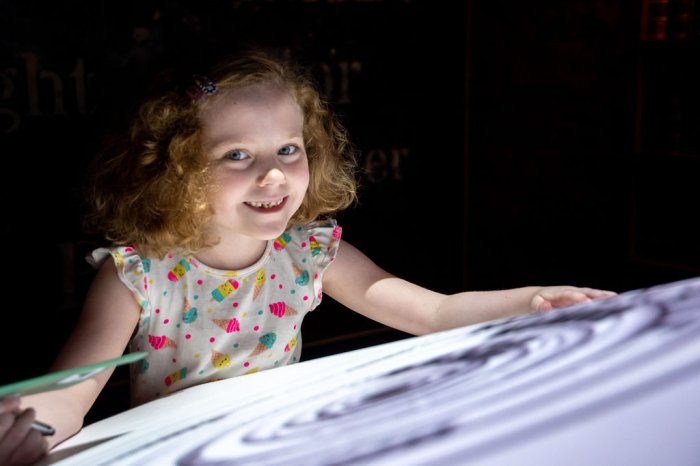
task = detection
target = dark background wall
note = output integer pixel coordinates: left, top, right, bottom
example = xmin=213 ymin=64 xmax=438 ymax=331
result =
xmin=467 ymin=0 xmax=700 ymax=296
xmin=1 ymin=0 xmax=698 ymax=421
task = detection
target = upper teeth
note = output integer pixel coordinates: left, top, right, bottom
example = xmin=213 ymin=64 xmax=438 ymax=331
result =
xmin=246 ymin=199 xmax=283 ymax=208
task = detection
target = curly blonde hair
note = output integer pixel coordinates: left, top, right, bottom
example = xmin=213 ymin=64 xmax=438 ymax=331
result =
xmin=84 ymin=50 xmax=357 ymax=258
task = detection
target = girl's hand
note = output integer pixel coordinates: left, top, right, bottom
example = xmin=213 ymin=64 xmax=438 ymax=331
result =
xmin=0 ymin=396 xmax=48 ymax=466
xmin=530 ymin=286 xmax=616 ymax=312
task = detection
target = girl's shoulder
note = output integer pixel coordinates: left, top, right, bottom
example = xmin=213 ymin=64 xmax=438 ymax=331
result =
xmin=87 ymin=245 xmax=184 ymax=275
xmin=281 ymin=219 xmax=342 ymax=248
xmin=278 ymin=219 xmax=341 ymax=249
xmin=88 ymin=245 xmax=142 ymax=268
xmin=276 ymin=219 xmax=343 ymax=269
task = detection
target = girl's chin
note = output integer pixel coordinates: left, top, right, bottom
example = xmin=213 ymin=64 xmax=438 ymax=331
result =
xmin=250 ymin=221 xmax=292 ymax=240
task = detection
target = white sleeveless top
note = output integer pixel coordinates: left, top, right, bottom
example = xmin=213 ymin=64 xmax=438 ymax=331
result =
xmin=90 ymin=220 xmax=342 ymax=405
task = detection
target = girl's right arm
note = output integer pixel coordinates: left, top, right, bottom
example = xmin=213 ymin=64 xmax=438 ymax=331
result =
xmin=21 ymin=259 xmax=141 ymax=452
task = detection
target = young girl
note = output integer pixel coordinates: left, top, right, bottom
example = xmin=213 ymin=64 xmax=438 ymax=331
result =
xmin=13 ymin=49 xmax=613 ymax=464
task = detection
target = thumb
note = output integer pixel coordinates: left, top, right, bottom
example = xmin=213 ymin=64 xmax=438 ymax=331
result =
xmin=531 ymin=294 xmax=553 ymax=312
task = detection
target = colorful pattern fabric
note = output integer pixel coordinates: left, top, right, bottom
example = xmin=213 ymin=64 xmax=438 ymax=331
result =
xmin=89 ymin=220 xmax=342 ymax=405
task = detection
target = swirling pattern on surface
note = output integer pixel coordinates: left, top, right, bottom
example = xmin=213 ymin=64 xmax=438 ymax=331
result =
xmin=101 ymin=278 xmax=700 ymax=466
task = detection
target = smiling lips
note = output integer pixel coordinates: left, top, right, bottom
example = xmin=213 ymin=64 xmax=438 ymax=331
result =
xmin=244 ymin=197 xmax=286 ymax=210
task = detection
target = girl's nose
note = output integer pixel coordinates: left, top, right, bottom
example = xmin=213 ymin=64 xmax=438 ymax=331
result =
xmin=258 ymin=167 xmax=286 ymax=187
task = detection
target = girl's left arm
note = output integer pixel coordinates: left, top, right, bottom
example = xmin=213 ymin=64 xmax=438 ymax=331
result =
xmin=323 ymin=241 xmax=615 ymax=335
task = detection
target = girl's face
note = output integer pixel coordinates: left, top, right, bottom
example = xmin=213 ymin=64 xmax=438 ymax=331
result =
xmin=200 ymin=84 xmax=309 ymax=243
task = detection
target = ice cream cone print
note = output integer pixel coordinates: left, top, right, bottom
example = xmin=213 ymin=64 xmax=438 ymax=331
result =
xmin=182 ymin=298 xmax=198 ymax=323
xmin=269 ymin=301 xmax=299 ymax=318
xmin=249 ymin=332 xmax=276 ymax=356
xmin=148 ymin=334 xmax=177 ymax=350
xmin=253 ymin=268 xmax=266 ymax=301
xmin=165 ymin=367 xmax=187 ymax=386
xmin=212 ymin=317 xmax=240 ymax=333
xmin=309 ymin=235 xmax=321 ymax=256
xmin=293 ymin=264 xmax=309 ymax=286
xmin=284 ymin=333 xmax=298 ymax=352
xmin=211 ymin=279 xmax=239 ymax=302
xmin=211 ymin=351 xmax=232 ymax=369
xmin=273 ymin=232 xmax=292 ymax=251
xmin=249 ymin=342 xmax=267 ymax=357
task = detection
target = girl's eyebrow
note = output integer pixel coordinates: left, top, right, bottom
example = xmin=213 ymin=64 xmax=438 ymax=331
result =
xmin=206 ymin=135 xmax=304 ymax=154
xmin=206 ymin=139 xmax=247 ymax=152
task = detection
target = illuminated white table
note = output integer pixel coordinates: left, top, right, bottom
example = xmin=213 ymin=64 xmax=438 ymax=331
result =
xmin=45 ymin=277 xmax=700 ymax=465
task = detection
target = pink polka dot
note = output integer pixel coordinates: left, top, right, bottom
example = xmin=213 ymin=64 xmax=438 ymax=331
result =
xmin=185 ymin=334 xmax=191 ymax=339
xmin=233 ymin=302 xmax=239 ymax=307
xmin=303 ymin=296 xmax=309 ymax=301
xmin=243 ymin=362 xmax=250 ymax=367
xmin=270 ymin=274 xmax=276 ymax=280
xmin=301 ymin=242 xmax=307 ymax=247
xmin=253 ymin=325 xmax=260 ymax=331
xmin=294 ymin=324 xmax=297 ymax=330
xmin=197 ymin=279 xmax=203 ymax=285
xmin=330 ymin=257 xmax=334 ymax=262
xmin=279 ymin=284 xmax=283 ymax=289
xmin=155 ymin=308 xmax=161 ymax=314
xmin=172 ymin=358 xmax=177 ymax=363
xmin=314 ymin=274 xmax=318 ymax=279
xmin=210 ymin=337 xmax=215 ymax=342
xmin=163 ymin=319 xmax=169 ymax=324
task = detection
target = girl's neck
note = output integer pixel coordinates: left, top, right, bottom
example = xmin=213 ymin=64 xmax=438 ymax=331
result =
xmin=193 ymin=235 xmax=268 ymax=271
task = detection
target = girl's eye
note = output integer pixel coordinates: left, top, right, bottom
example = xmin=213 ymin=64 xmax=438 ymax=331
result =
xmin=224 ymin=149 xmax=248 ymax=161
xmin=278 ymin=145 xmax=297 ymax=156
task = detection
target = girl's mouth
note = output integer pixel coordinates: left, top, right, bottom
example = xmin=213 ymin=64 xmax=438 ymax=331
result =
xmin=244 ymin=197 xmax=287 ymax=211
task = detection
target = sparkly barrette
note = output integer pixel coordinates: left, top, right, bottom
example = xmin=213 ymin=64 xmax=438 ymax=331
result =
xmin=186 ymin=74 xmax=217 ymax=101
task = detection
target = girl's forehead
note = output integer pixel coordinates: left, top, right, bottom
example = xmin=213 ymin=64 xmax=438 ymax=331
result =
xmin=216 ymin=83 xmax=298 ymax=106
xmin=198 ymin=83 xmax=305 ymax=147
xmin=199 ymin=83 xmax=302 ymax=122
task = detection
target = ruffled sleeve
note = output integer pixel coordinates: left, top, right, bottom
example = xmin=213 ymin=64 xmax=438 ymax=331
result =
xmin=306 ymin=219 xmax=342 ymax=270
xmin=87 ymin=246 xmax=151 ymax=308
xmin=292 ymin=219 xmax=342 ymax=308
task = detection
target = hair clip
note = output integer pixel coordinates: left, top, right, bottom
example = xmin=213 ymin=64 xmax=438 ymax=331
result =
xmin=186 ymin=75 xmax=217 ymax=101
